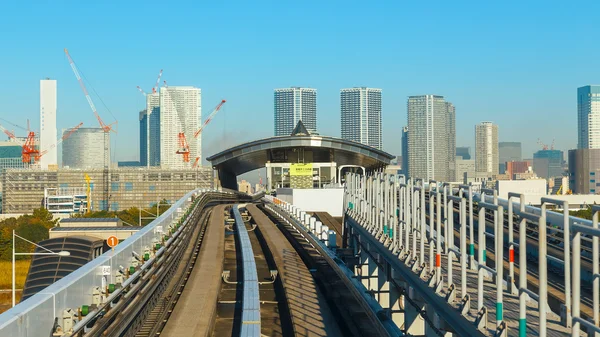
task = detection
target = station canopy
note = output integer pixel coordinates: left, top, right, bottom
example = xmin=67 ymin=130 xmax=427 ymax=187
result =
xmin=206 ymin=121 xmax=394 ymax=187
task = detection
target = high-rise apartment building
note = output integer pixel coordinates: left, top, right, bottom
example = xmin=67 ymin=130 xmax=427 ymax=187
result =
xmin=407 ymin=95 xmax=455 ymax=181
xmin=577 ymin=85 xmax=600 ymax=149
xmin=475 ymin=122 xmax=499 ymax=176
xmin=160 ymin=86 xmax=201 ymax=169
xmin=274 ymin=87 xmax=317 ymax=136
xmin=62 ymin=128 xmax=108 ymax=169
xmin=40 ymin=79 xmax=57 ymax=169
xmin=139 ymin=93 xmax=161 ymax=167
xmin=340 ymin=87 xmax=382 ymax=150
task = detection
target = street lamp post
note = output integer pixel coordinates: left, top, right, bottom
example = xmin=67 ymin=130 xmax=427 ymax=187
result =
xmin=12 ymin=230 xmax=70 ymax=307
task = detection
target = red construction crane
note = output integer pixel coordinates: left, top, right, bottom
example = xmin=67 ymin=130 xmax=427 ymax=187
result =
xmin=35 ymin=122 xmax=83 ymax=162
xmin=194 ymin=100 xmax=226 ymax=138
xmin=136 ymin=69 xmax=163 ymax=97
xmin=192 ymin=157 xmax=200 ymax=168
xmin=64 ymin=49 xmax=116 ymax=134
xmin=176 ymin=132 xmax=190 ymax=162
xmin=22 ymin=131 xmax=38 ymax=163
xmin=190 ymin=100 xmax=226 ymax=166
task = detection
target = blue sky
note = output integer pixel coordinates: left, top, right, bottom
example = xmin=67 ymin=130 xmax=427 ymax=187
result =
xmin=0 ymin=1 xmax=598 ymax=163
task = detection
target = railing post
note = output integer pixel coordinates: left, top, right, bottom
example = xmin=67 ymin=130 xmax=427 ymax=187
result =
xmin=539 ymin=213 xmax=547 ymax=337
xmin=468 ymin=184 xmax=475 ymax=270
xmin=460 ymin=197 xmax=467 ymax=300
xmin=496 ymin=205 xmax=504 ymax=329
xmin=429 ymin=185 xmax=435 ymax=273
xmin=447 ymin=198 xmax=454 ymax=293
xmin=412 ymin=187 xmax=418 ymax=259
xmin=478 ymin=206 xmax=485 ymax=312
xmin=572 ymin=229 xmax=581 ymax=337
xmin=593 ymin=206 xmax=600 ymax=329
xmin=518 ymin=195 xmax=527 ymax=337
xmin=420 ymin=184 xmax=426 ymax=267
xmin=436 ymin=189 xmax=442 ymax=288
xmin=507 ymin=195 xmax=517 ymax=294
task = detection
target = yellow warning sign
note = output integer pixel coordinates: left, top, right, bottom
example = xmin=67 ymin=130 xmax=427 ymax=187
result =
xmin=290 ymin=163 xmax=313 ymax=176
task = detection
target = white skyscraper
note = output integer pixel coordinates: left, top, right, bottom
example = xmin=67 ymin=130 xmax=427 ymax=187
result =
xmin=340 ymin=87 xmax=382 ymax=150
xmin=40 ymin=79 xmax=57 ymax=169
xmin=407 ymin=95 xmax=455 ymax=181
xmin=159 ymin=86 xmax=201 ymax=169
xmin=274 ymin=87 xmax=317 ymax=136
xmin=475 ymin=121 xmax=499 ymax=175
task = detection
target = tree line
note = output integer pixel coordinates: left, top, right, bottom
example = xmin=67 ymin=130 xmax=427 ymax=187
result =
xmin=0 ymin=201 xmax=171 ymax=261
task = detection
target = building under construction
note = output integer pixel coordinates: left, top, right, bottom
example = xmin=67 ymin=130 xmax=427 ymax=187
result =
xmin=1 ymin=167 xmax=213 ymax=214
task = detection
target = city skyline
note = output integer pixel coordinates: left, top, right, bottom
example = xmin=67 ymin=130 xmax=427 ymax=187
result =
xmin=1 ymin=2 xmax=599 ymax=163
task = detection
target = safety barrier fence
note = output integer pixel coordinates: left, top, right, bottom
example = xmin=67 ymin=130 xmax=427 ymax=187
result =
xmin=344 ymin=172 xmax=599 ymax=337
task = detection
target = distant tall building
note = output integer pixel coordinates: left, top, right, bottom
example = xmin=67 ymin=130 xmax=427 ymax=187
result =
xmin=139 ymin=110 xmax=148 ymax=166
xmin=62 ymin=128 xmax=108 ymax=169
xmin=340 ymin=87 xmax=382 ymax=150
xmin=498 ymin=141 xmax=521 ymax=173
xmin=577 ymin=85 xmax=600 ymax=149
xmin=533 ymin=149 xmax=564 ymax=179
xmin=407 ymin=95 xmax=455 ymax=181
xmin=569 ymin=148 xmax=600 ymax=194
xmin=475 ymin=122 xmax=499 ymax=176
xmin=456 ymin=147 xmax=471 ymax=160
xmin=160 ymin=86 xmax=201 ymax=169
xmin=401 ymin=126 xmax=409 ymax=174
xmin=40 ymin=79 xmax=57 ymax=169
xmin=274 ymin=87 xmax=317 ymax=136
xmin=139 ymin=93 xmax=161 ymax=167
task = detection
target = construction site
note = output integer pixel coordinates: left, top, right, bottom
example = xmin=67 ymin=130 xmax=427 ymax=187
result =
xmin=1 ymin=167 xmax=213 ymax=214
xmin=0 ymin=49 xmax=227 ymax=215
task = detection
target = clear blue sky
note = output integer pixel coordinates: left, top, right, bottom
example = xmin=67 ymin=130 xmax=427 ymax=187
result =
xmin=0 ymin=1 xmax=598 ymax=163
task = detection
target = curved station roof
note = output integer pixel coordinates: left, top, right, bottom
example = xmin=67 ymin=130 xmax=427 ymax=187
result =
xmin=206 ymin=121 xmax=394 ymax=178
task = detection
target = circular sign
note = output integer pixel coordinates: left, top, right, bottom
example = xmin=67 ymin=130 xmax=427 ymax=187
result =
xmin=107 ymin=235 xmax=119 ymax=248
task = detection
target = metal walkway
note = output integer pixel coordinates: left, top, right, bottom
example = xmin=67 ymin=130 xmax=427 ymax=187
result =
xmin=233 ymin=205 xmax=261 ymax=336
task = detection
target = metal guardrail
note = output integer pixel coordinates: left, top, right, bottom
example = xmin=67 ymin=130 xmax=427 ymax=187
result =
xmin=233 ymin=205 xmax=261 ymax=337
xmin=0 ymin=189 xmax=232 ymax=337
xmin=263 ymin=195 xmax=403 ymax=337
xmin=345 ymin=173 xmax=596 ymax=337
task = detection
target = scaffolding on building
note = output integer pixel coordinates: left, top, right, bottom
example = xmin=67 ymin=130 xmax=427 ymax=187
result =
xmin=2 ymin=167 xmax=213 ymax=214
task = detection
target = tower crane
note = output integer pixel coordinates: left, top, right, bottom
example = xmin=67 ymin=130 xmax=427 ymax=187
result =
xmin=537 ymin=138 xmax=549 ymax=151
xmin=136 ymin=69 xmax=163 ymax=97
xmin=190 ymin=99 xmax=226 ymax=167
xmin=35 ymin=122 xmax=83 ymax=162
xmin=0 ymin=123 xmax=16 ymax=140
xmin=193 ymin=100 xmax=226 ymax=138
xmin=65 ymin=48 xmax=116 ymax=211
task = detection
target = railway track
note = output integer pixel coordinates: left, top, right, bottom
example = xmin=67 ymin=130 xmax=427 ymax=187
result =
xmin=134 ymin=206 xmax=214 ymax=337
